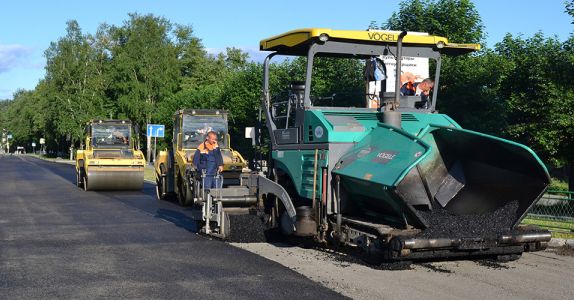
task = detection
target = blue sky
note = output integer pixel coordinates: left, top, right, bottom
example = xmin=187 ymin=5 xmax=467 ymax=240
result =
xmin=0 ymin=0 xmax=571 ymax=100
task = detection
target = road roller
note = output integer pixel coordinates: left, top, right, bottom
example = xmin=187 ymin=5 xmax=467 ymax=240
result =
xmin=248 ymin=28 xmax=551 ymax=261
xmin=154 ymin=109 xmax=294 ymax=241
xmin=76 ymin=120 xmax=145 ymax=191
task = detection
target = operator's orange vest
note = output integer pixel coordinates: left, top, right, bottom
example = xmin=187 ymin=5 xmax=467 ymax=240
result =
xmin=404 ymin=82 xmax=416 ymax=94
xmin=197 ymin=141 xmax=219 ymax=154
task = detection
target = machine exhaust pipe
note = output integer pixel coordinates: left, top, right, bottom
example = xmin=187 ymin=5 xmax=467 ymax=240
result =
xmin=383 ymin=30 xmax=407 ymax=128
xmin=393 ymin=30 xmax=407 ymax=106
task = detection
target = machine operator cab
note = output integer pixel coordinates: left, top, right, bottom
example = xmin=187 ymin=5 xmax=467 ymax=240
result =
xmin=90 ymin=121 xmax=132 ymax=148
xmin=84 ymin=120 xmax=139 ymax=157
xmin=259 ymin=28 xmax=481 ymax=145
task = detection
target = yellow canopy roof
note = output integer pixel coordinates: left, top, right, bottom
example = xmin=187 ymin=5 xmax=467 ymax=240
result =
xmin=260 ymin=28 xmax=480 ymax=55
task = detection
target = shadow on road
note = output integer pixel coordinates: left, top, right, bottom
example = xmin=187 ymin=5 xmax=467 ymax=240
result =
xmin=26 ymin=156 xmax=78 ymax=185
xmin=154 ymin=208 xmax=200 ymax=232
xmin=100 ymin=184 xmax=202 ymax=234
xmin=29 ymin=156 xmax=202 ymax=235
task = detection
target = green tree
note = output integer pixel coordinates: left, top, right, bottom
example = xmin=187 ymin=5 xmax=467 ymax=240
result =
xmin=108 ymin=13 xmax=180 ymax=128
xmin=43 ymin=20 xmax=109 ymax=149
xmin=566 ymin=0 xmax=574 ymax=23
xmin=156 ymin=47 xmax=253 ymax=151
xmin=174 ymin=24 xmax=210 ymax=91
xmin=376 ymin=0 xmax=495 ymax=132
xmin=107 ymin=14 xmax=183 ymax=160
xmin=383 ymin=0 xmax=485 ymax=43
xmin=495 ymin=33 xmax=574 ymax=189
xmin=438 ymin=50 xmax=510 ymax=134
xmin=220 ymin=61 xmax=261 ymax=156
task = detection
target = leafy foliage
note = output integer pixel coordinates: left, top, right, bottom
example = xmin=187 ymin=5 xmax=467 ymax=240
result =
xmin=382 ymin=0 xmax=485 ymax=43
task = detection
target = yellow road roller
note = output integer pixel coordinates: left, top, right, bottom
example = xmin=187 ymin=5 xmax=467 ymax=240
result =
xmin=155 ymin=109 xmax=249 ymax=206
xmin=76 ymin=120 xmax=145 ymax=191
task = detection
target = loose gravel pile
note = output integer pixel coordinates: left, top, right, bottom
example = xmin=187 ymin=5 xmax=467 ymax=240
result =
xmin=475 ymin=259 xmax=511 ymax=269
xmin=227 ymin=214 xmax=267 ymax=243
xmin=416 ymin=200 xmax=519 ymax=239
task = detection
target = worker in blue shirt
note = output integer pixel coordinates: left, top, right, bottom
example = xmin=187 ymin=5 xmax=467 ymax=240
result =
xmin=192 ymin=131 xmax=224 ymax=189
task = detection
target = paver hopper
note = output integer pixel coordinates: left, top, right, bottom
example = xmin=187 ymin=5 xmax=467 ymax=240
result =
xmin=331 ymin=122 xmax=550 ymax=259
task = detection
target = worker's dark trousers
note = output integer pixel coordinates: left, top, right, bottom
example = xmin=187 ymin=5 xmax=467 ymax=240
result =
xmin=204 ymin=175 xmax=222 ymax=189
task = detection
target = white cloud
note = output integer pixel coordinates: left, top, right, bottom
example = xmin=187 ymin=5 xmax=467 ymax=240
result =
xmin=0 ymin=44 xmax=33 ymax=73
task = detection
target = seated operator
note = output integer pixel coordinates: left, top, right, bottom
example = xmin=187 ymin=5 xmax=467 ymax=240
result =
xmin=400 ymin=78 xmax=434 ymax=109
xmin=192 ymin=131 xmax=224 ymax=189
xmin=111 ymin=129 xmax=128 ymax=144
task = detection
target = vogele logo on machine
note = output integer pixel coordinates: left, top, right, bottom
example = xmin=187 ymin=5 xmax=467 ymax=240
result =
xmin=367 ymin=32 xmax=397 ymax=42
xmin=371 ymin=151 xmax=398 ymax=164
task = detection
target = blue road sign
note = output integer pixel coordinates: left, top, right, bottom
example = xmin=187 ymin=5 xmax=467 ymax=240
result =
xmin=147 ymin=124 xmax=165 ymax=138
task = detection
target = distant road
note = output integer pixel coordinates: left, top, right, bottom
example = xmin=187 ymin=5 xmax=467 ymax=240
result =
xmin=0 ymin=155 xmax=344 ymax=299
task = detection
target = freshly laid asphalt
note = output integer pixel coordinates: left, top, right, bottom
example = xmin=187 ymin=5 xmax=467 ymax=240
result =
xmin=0 ymin=155 xmax=345 ymax=299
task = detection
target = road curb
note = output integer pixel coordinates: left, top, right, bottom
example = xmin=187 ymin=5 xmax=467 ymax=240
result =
xmin=549 ymin=238 xmax=574 ymax=248
xmin=31 ymin=155 xmax=158 ymax=182
xmin=27 ymin=154 xmax=75 ymax=165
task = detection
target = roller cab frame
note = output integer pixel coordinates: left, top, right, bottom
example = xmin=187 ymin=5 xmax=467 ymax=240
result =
xmin=258 ymin=28 xmax=551 ymax=261
xmin=76 ymin=119 xmax=145 ymax=191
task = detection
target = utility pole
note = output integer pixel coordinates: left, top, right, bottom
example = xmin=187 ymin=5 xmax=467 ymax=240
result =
xmin=146 ymin=131 xmax=151 ymax=164
xmin=153 ymin=130 xmax=157 ymax=164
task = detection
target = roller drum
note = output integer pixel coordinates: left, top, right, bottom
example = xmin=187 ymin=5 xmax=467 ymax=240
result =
xmin=85 ymin=167 xmax=144 ymax=190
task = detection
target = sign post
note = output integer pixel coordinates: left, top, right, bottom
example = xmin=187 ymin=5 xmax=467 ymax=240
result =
xmin=40 ymin=138 xmax=45 ymax=155
xmin=32 ymin=142 xmax=36 ymax=154
xmin=6 ymin=134 xmax=12 ymax=154
xmin=146 ymin=124 xmax=165 ymax=164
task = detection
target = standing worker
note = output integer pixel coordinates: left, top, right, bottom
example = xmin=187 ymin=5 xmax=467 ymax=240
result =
xmin=192 ymin=131 xmax=224 ymax=189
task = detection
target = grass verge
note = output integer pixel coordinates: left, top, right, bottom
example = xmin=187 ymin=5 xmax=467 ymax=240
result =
xmin=144 ymin=165 xmax=155 ymax=182
xmin=522 ymin=217 xmax=574 ymax=239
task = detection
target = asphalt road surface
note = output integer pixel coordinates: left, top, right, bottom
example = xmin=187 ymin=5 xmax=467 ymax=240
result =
xmin=3 ymin=155 xmax=574 ymax=300
xmin=235 ymin=243 xmax=574 ymax=300
xmin=0 ymin=155 xmax=345 ymax=299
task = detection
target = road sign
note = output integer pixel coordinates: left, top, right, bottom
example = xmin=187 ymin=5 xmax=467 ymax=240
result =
xmin=32 ymin=142 xmax=36 ymax=147
xmin=39 ymin=138 xmax=45 ymax=145
xmin=147 ymin=124 xmax=165 ymax=138
xmin=7 ymin=134 xmax=12 ymax=139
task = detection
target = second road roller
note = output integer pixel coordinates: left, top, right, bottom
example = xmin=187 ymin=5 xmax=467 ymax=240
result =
xmin=76 ymin=119 xmax=145 ymax=191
